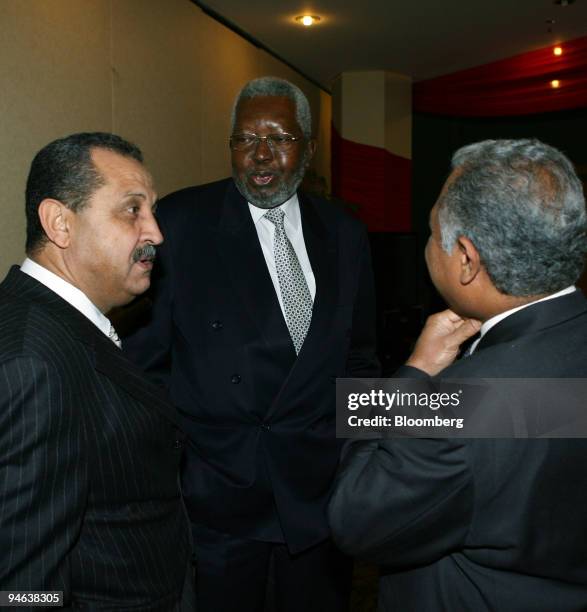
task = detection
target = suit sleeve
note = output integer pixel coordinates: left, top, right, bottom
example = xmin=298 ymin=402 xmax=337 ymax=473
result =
xmin=0 ymin=356 xmax=86 ymax=594
xmin=328 ymin=436 xmax=473 ymax=568
xmin=345 ymin=227 xmax=380 ymax=378
xmin=123 ymin=210 xmax=175 ymax=389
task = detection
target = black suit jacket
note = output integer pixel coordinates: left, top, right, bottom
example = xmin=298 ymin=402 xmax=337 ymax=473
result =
xmin=0 ymin=267 xmax=192 ymax=610
xmin=125 ymin=178 xmax=379 ymax=553
xmin=329 ymin=291 xmax=587 ymax=611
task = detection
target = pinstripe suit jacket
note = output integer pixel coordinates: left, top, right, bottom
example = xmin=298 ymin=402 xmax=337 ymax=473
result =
xmin=0 ymin=266 xmax=192 ymax=610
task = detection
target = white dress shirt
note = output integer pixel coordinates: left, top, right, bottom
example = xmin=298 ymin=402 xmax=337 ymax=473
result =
xmin=20 ymin=258 xmax=120 ymax=347
xmin=248 ymin=193 xmax=316 ymax=318
xmin=468 ymin=285 xmax=576 ymax=354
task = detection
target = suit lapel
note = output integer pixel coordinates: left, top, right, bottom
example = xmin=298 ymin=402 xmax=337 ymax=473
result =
xmin=297 ymin=192 xmax=338 ymax=357
xmin=93 ymin=340 xmax=181 ymax=429
xmin=214 ymin=181 xmax=296 ymax=360
xmin=1 ymin=267 xmax=180 ymax=429
xmin=265 ymin=193 xmax=339 ymax=419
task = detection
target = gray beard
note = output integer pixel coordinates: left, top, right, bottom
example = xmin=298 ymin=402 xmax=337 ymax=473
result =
xmin=233 ymin=151 xmax=309 ymax=210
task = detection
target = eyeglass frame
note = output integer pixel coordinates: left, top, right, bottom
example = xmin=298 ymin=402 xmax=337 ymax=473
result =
xmin=229 ymin=132 xmax=304 ymax=152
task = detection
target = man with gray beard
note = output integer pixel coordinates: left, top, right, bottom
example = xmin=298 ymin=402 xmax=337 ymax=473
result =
xmin=125 ymin=77 xmax=379 ymax=611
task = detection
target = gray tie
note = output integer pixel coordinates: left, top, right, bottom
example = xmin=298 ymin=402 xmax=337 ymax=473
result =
xmin=264 ymin=208 xmax=313 ymax=354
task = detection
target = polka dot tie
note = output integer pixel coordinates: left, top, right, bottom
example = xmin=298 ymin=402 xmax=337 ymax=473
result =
xmin=108 ymin=324 xmax=122 ymax=349
xmin=264 ymin=207 xmax=313 ymax=354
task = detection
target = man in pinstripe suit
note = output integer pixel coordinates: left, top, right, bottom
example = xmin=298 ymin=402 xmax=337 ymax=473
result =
xmin=0 ymin=133 xmax=194 ymax=609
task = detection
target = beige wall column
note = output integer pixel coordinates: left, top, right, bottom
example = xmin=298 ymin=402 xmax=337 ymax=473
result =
xmin=331 ymin=71 xmax=412 ymax=231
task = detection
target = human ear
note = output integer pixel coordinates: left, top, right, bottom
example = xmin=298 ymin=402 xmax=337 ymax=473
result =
xmin=37 ymin=199 xmax=72 ymax=249
xmin=457 ymin=236 xmax=481 ymax=285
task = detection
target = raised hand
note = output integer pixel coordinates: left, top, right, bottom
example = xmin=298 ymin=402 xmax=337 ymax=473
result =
xmin=405 ymin=310 xmax=481 ymax=376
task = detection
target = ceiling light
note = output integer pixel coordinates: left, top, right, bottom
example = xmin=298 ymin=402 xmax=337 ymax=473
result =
xmin=551 ymin=79 xmax=561 ymax=88
xmin=553 ymin=46 xmax=563 ymax=55
xmin=296 ymin=15 xmax=321 ymax=26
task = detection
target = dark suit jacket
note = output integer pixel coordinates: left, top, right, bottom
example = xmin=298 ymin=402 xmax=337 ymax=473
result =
xmin=125 ymin=178 xmax=379 ymax=553
xmin=329 ymin=291 xmax=587 ymax=611
xmin=0 ymin=267 xmax=192 ymax=610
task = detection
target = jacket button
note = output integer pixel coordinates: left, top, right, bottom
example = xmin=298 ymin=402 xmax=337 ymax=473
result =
xmin=261 ymin=424 xmax=271 ymax=431
xmin=211 ymin=320 xmax=223 ymax=330
xmin=173 ymin=439 xmax=183 ymax=450
xmin=231 ymin=374 xmax=241 ymax=384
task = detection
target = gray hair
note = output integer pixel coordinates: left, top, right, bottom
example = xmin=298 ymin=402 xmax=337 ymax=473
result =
xmin=230 ymin=77 xmax=312 ymax=139
xmin=438 ymin=139 xmax=587 ymax=296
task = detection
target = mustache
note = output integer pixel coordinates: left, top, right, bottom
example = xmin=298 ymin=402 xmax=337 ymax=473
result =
xmin=132 ymin=243 xmax=158 ymax=263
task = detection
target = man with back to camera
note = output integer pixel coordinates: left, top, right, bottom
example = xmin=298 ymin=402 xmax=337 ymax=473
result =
xmin=328 ymin=139 xmax=587 ymax=611
xmin=0 ymin=132 xmax=194 ymax=609
xmin=124 ymin=76 xmax=380 ymax=611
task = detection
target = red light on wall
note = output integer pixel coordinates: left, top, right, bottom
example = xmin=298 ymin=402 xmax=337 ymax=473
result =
xmin=550 ymin=79 xmax=561 ymax=88
xmin=553 ymin=46 xmax=563 ymax=56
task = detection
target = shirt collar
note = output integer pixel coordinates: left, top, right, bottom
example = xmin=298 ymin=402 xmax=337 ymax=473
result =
xmin=20 ymin=257 xmax=113 ymax=339
xmin=248 ymin=192 xmax=301 ymax=230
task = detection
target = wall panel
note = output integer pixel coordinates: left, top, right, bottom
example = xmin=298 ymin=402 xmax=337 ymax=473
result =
xmin=0 ymin=0 xmax=111 ymax=273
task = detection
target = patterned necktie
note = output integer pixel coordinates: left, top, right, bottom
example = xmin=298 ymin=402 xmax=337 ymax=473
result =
xmin=108 ymin=323 xmax=122 ymax=349
xmin=264 ymin=207 xmax=313 ymax=354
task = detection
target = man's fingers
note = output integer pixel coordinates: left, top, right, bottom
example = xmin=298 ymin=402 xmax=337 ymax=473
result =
xmin=445 ymin=310 xmax=466 ymax=324
xmin=452 ymin=318 xmax=482 ymax=344
xmin=429 ymin=309 xmax=462 ymax=326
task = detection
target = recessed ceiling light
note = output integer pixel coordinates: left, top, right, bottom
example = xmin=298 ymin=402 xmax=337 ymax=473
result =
xmin=296 ymin=15 xmax=321 ymax=26
xmin=553 ymin=46 xmax=563 ymax=55
xmin=551 ymin=79 xmax=561 ymax=88
xmin=554 ymin=0 xmax=575 ymax=6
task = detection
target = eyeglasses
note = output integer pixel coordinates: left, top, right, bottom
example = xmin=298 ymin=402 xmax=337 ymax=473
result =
xmin=229 ymin=133 xmax=302 ymax=152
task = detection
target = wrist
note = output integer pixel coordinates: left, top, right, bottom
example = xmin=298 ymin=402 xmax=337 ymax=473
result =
xmin=405 ymin=355 xmax=436 ymax=375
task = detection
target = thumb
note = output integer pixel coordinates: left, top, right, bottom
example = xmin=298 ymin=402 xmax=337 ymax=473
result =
xmin=452 ymin=318 xmax=482 ymax=346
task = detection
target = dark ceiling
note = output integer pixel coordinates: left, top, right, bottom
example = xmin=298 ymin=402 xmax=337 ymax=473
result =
xmin=193 ymin=0 xmax=587 ymax=89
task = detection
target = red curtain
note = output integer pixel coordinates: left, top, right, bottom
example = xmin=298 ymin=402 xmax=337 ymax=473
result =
xmin=414 ymin=35 xmax=587 ymax=117
xmin=331 ymin=126 xmax=411 ymax=232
